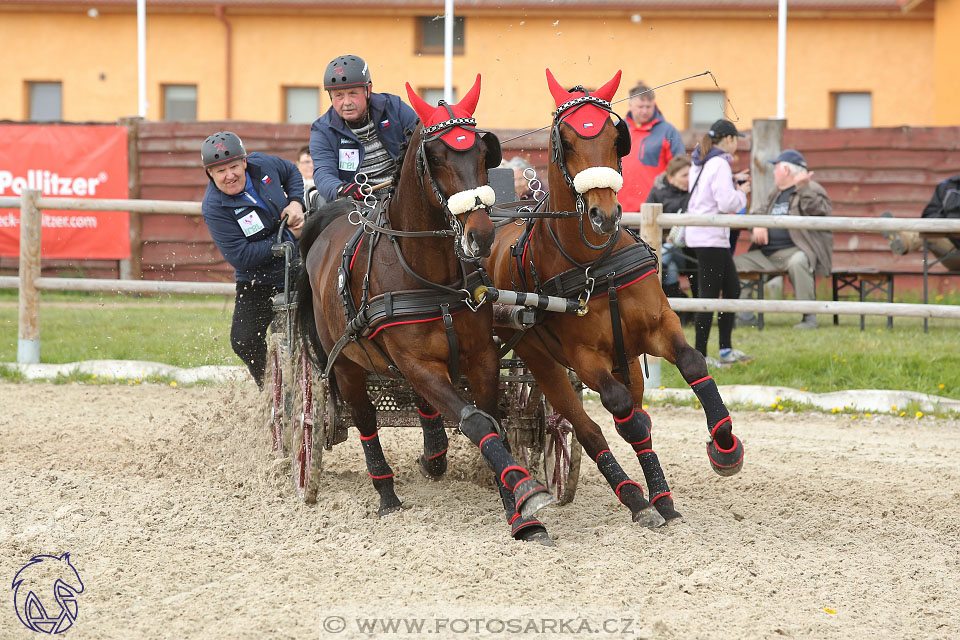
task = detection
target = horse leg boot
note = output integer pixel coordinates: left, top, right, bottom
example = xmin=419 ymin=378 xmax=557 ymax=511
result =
xmin=594 ymin=370 xmax=665 ymax=528
xmin=614 ymin=407 xmax=682 ymax=523
xmin=675 ymin=342 xmax=744 ymax=476
xmin=459 ymin=405 xmax=555 ymax=518
xmin=357 ymin=427 xmax=404 ymax=516
xmin=497 ymin=480 xmax=553 ymax=546
xmin=416 ymin=405 xmax=449 ymax=480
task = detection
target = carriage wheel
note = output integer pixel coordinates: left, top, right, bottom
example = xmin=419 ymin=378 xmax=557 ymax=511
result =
xmin=542 ymin=411 xmax=581 ymax=505
xmin=291 ymin=347 xmax=327 ymax=504
xmin=264 ymin=333 xmax=290 ymax=457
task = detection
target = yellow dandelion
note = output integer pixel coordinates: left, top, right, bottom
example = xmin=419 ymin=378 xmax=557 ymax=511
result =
xmin=915 ymin=411 xmax=923 ymax=419
xmin=899 ymin=411 xmax=906 ymax=417
xmin=877 ymin=329 xmax=883 ymax=334
xmin=770 ymin=401 xmax=777 ymax=408
xmin=759 ymin=407 xmax=765 ymax=412
xmin=824 ymin=608 xmax=836 ymax=615
xmin=776 ymin=396 xmax=781 ymax=402
xmin=939 ymin=384 xmax=945 ymax=390
xmin=801 ymin=387 xmax=808 ymax=391
xmin=865 ymin=413 xmax=871 ymax=418
xmin=851 ymin=415 xmax=857 ymax=420
xmin=170 ymin=381 xmax=178 ymax=388
xmin=891 ymin=405 xmax=898 ymax=412
xmin=832 ymin=407 xmax=839 ymax=413
xmin=935 ymin=294 xmax=944 ymax=301
xmin=777 ymin=404 xmax=783 ymax=410
xmin=841 ymin=358 xmax=847 ymax=363
xmin=642 ymin=404 xmax=649 ymax=410
xmin=658 ymin=385 xmax=665 ymax=390
xmin=91 ymin=374 xmax=97 ymax=379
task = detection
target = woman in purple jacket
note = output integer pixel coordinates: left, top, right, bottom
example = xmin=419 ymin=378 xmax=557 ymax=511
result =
xmin=685 ymin=119 xmax=753 ymax=368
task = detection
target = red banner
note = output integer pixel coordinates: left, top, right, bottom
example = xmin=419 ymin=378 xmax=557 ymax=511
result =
xmin=0 ymin=124 xmax=130 ymax=259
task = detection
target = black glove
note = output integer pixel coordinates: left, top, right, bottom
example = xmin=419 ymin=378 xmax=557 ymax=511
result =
xmin=338 ymin=182 xmax=364 ymax=201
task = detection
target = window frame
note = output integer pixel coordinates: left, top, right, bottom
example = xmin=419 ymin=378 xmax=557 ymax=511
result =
xmin=26 ymin=80 xmax=63 ymax=122
xmin=161 ymin=83 xmax=198 ymax=122
xmin=831 ymin=91 xmax=873 ymax=129
xmin=283 ymin=85 xmax=321 ymax=124
xmin=415 ymin=16 xmax=465 ymax=55
xmin=685 ymin=89 xmax=727 ymax=130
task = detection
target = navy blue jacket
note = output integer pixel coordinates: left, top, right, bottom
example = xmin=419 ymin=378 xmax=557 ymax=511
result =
xmin=202 ymin=152 xmax=304 ymax=286
xmin=309 ymin=92 xmax=419 ymax=202
xmin=922 ymin=174 xmax=960 ymax=250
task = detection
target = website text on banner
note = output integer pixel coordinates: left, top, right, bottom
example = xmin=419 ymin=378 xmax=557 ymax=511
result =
xmin=0 ymin=124 xmax=129 ymax=260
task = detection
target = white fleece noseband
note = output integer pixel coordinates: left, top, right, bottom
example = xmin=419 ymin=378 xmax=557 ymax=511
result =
xmin=573 ymin=166 xmax=623 ymax=194
xmin=446 ymin=184 xmax=496 ymax=216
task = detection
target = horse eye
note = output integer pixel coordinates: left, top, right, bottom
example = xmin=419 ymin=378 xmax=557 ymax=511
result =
xmin=561 ymin=139 xmax=575 ymax=152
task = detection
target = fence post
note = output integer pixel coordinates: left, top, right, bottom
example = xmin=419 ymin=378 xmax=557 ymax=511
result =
xmin=749 ymin=119 xmax=785 ymax=213
xmin=638 ymin=202 xmax=663 ymax=388
xmin=18 ymin=189 xmax=42 ymax=364
xmin=120 ymin=116 xmax=143 ymax=280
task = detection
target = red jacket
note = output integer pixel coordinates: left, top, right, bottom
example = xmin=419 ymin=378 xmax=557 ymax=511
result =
xmin=618 ymin=107 xmax=685 ymax=213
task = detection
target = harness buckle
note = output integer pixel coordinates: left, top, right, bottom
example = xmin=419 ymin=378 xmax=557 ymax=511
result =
xmin=578 ymin=271 xmax=596 ymax=313
xmin=462 ymin=288 xmax=483 ymax=312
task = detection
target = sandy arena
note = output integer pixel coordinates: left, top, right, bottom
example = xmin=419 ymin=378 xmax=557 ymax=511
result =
xmin=2 ymin=381 xmax=958 ymax=639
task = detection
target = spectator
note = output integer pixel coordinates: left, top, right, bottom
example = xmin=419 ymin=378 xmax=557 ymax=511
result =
xmin=297 ymin=145 xmax=314 ymax=188
xmin=882 ymin=175 xmax=960 ymax=270
xmin=684 ymin=119 xmax=753 ymax=368
xmin=645 ymin=154 xmax=692 ymax=304
xmin=309 ymin=54 xmax=419 ymax=203
xmin=735 ymin=149 xmax=833 ymax=330
xmin=618 ymin=81 xmax=685 ymax=215
xmin=200 ymin=131 xmax=305 ymax=389
xmin=505 ymin=155 xmax=535 ymax=200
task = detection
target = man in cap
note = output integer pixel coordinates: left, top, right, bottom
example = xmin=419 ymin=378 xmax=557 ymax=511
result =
xmin=734 ymin=149 xmax=833 ymax=329
xmin=309 ymin=54 xmax=419 ymax=203
xmin=200 ymin=131 xmax=305 ymax=387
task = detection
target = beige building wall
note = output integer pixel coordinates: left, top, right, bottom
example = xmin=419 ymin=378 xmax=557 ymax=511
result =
xmin=0 ymin=5 xmax=940 ymax=129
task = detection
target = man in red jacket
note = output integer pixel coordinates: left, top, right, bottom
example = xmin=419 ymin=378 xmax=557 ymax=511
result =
xmin=618 ymin=81 xmax=686 ymax=214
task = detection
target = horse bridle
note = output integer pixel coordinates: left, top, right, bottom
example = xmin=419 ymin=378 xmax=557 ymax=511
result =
xmin=550 ymin=89 xmax=629 ymax=251
xmin=416 ymin=102 xmax=498 ymax=263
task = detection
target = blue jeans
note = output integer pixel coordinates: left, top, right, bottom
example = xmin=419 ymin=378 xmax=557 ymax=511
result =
xmin=661 ymin=242 xmax=686 ymax=286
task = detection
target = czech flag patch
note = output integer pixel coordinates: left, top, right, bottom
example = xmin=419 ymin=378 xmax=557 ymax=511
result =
xmin=261 ymin=175 xmax=272 ymax=186
xmin=381 ymin=119 xmax=391 ymax=129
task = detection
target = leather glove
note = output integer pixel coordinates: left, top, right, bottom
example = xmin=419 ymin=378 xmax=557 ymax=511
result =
xmin=338 ymin=182 xmax=364 ymax=201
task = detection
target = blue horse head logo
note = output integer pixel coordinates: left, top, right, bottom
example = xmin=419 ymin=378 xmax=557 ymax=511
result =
xmin=11 ymin=553 xmax=84 ymax=634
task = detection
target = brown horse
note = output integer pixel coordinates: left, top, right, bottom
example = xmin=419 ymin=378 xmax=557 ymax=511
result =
xmin=295 ymin=76 xmax=554 ymax=542
xmin=484 ymin=69 xmax=744 ymax=528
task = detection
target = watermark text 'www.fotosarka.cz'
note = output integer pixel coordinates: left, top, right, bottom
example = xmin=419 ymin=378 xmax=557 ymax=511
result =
xmin=319 ymin=613 xmax=644 ymax=636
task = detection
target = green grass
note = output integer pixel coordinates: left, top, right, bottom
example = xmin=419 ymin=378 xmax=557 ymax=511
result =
xmin=658 ymin=313 xmax=960 ymax=400
xmin=1 ymin=291 xmax=959 ymax=402
xmin=0 ymin=291 xmax=236 ymax=368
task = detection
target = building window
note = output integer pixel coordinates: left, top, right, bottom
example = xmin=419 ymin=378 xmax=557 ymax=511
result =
xmin=833 ymin=92 xmax=872 ymax=128
xmin=163 ymin=84 xmax=197 ymax=121
xmin=419 ymin=87 xmax=458 ymax=107
xmin=27 ymin=81 xmax=62 ymax=121
xmin=416 ymin=16 xmax=465 ymax=55
xmin=284 ymin=86 xmax=319 ymax=123
xmin=686 ymin=90 xmax=726 ymax=129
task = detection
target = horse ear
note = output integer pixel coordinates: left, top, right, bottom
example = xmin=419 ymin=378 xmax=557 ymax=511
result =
xmin=405 ymin=82 xmax=435 ymax=123
xmin=455 ymin=74 xmax=482 ymax=116
xmin=615 ymin=117 xmax=631 ymax=158
xmin=594 ymin=70 xmax=622 ymax=103
xmin=481 ymin=132 xmax=501 ymax=170
xmin=545 ymin=68 xmax=572 ymax=108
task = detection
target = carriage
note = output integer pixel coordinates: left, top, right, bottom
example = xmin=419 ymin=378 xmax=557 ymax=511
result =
xmin=263 ymin=183 xmax=584 ymax=507
xmin=259 ymin=69 xmax=743 ymax=542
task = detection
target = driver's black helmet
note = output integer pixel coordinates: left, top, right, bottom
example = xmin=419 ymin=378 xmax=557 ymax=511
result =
xmin=201 ymin=131 xmax=247 ymax=168
xmin=323 ymin=55 xmax=372 ymax=92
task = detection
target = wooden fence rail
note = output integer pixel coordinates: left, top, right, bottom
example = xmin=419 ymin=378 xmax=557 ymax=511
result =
xmin=2 ymin=192 xmax=959 ymax=364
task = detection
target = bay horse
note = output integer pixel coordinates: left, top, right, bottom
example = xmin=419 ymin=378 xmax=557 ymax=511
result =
xmin=295 ymin=76 xmax=555 ymax=543
xmin=484 ymin=69 xmax=744 ymax=528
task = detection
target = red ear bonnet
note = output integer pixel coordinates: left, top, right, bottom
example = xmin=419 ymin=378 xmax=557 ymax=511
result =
xmin=405 ymin=74 xmax=482 ymax=150
xmin=546 ymin=68 xmax=621 ymax=138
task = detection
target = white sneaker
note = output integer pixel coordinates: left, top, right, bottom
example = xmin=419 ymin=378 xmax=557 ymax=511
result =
xmin=704 ymin=356 xmax=730 ymax=370
xmin=718 ymin=349 xmax=754 ymax=365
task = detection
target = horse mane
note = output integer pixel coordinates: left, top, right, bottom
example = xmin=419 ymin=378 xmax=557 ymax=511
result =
xmin=297 ymin=199 xmax=355 ymax=261
xmin=389 ymin=126 xmax=418 ymax=188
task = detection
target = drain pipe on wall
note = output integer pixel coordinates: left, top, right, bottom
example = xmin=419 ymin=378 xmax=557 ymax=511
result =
xmin=215 ymin=4 xmax=232 ymax=119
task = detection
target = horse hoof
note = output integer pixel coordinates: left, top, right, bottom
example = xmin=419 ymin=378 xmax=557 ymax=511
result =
xmin=707 ymin=436 xmax=744 ymax=477
xmin=654 ymin=499 xmax=684 ymax=524
xmin=522 ymin=531 xmax=556 ymax=547
xmin=377 ymin=501 xmax=404 ymax=518
xmin=513 ymin=477 xmax=556 ymax=519
xmin=632 ymin=506 xmax=667 ymax=529
xmin=417 ymin=454 xmax=447 ymax=481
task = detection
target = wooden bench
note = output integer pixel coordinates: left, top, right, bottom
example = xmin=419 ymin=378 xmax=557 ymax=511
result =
xmin=831 ymin=267 xmax=894 ymax=330
xmin=921 ymin=233 xmax=960 ymax=332
xmin=739 ymin=269 xmax=787 ymax=331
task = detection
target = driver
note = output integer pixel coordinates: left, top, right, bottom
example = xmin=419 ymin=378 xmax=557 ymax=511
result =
xmin=200 ymin=131 xmax=305 ymax=388
xmin=309 ymin=54 xmax=419 ymax=203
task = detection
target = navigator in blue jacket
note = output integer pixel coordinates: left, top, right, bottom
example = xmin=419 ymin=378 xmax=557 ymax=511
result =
xmin=200 ymin=131 xmax=306 ymax=388
xmin=309 ymin=54 xmax=419 ymax=203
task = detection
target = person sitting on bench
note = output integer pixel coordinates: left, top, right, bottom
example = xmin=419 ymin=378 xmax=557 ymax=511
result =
xmin=882 ymin=174 xmax=960 ymax=270
xmin=735 ymin=149 xmax=833 ymax=330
